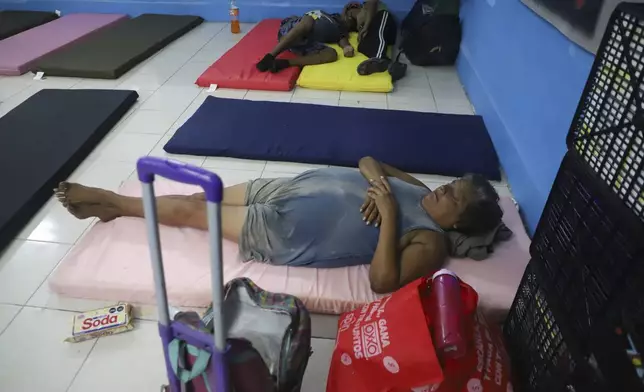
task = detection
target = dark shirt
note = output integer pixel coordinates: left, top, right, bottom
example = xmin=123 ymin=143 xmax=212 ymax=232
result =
xmin=305 ymin=10 xmax=348 ymax=43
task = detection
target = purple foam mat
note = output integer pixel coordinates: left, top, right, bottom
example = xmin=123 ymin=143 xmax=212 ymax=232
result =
xmin=0 ymin=13 xmax=127 ymax=76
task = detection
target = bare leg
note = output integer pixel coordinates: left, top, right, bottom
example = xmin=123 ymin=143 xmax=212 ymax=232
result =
xmin=287 ymin=46 xmax=338 ymax=67
xmin=256 ymin=16 xmax=315 ymax=72
xmin=270 ymin=15 xmax=314 ymax=57
xmin=55 ymin=182 xmax=246 ymax=242
xmin=192 ymin=182 xmax=248 ymax=206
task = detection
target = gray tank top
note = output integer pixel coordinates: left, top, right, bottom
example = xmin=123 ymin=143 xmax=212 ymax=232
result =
xmin=241 ymin=167 xmax=443 ymax=268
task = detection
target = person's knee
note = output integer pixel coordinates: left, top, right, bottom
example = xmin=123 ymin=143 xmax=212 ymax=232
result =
xmin=189 ymin=192 xmax=206 ymax=201
xmin=299 ymin=15 xmax=314 ymax=32
xmin=320 ymin=47 xmax=338 ymax=63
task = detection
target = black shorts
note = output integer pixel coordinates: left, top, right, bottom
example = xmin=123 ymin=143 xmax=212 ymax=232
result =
xmin=278 ymin=16 xmax=328 ymax=55
xmin=357 ymin=10 xmax=397 ymax=59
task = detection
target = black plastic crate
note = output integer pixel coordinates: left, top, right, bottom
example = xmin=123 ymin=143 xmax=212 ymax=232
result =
xmin=530 ymin=152 xmax=644 ymax=347
xmin=504 ymin=262 xmax=608 ymax=392
xmin=588 ymin=311 xmax=644 ymax=391
xmin=566 ymin=2 xmax=644 ymax=222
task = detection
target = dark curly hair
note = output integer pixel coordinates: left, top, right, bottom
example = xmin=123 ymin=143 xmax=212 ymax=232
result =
xmin=457 ymin=174 xmax=503 ymax=235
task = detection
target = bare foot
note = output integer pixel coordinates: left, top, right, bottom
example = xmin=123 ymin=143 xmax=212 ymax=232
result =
xmin=54 ymin=182 xmax=121 ymax=222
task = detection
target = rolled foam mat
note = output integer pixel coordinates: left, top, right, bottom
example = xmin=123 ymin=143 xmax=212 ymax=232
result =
xmin=0 ymin=10 xmax=59 ymax=40
xmin=195 ymin=19 xmax=300 ymax=91
xmin=164 ymin=97 xmax=501 ymax=179
xmin=0 ymin=13 xmax=127 ymax=76
xmin=33 ymin=14 xmax=203 ymax=79
xmin=0 ymin=89 xmax=138 ymax=252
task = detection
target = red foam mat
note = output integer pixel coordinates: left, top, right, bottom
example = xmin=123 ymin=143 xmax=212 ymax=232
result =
xmin=196 ymin=19 xmax=300 ymax=91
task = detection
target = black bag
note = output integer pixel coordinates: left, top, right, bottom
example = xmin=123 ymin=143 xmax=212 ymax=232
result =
xmin=399 ymin=0 xmax=461 ymax=66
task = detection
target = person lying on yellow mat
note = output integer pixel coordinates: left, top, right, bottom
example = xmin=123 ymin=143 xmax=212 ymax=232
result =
xmin=344 ymin=0 xmax=399 ymax=76
xmin=256 ymin=1 xmax=399 ymax=78
xmin=256 ymin=10 xmax=356 ymax=73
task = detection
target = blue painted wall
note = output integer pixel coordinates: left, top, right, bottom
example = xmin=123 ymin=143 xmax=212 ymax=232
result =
xmin=0 ymin=0 xmax=412 ymax=22
xmin=457 ymin=0 xmax=594 ymax=233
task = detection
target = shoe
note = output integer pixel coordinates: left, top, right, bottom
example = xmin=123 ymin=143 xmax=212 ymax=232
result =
xmin=256 ymin=54 xmax=275 ymax=72
xmin=388 ymin=61 xmax=407 ymax=82
xmin=357 ymin=58 xmax=391 ymax=75
xmin=270 ymin=59 xmax=291 ymax=73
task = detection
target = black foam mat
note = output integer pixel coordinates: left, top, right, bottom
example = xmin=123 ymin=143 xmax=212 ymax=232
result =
xmin=0 ymin=89 xmax=138 ymax=252
xmin=33 ymin=14 xmax=203 ymax=79
xmin=0 ymin=10 xmax=59 ymax=40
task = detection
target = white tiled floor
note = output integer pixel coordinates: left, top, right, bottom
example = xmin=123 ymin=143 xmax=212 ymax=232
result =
xmin=0 ymin=22 xmax=506 ymax=391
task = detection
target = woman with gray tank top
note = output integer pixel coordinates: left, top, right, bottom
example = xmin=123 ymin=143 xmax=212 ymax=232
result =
xmin=55 ymin=156 xmax=502 ymax=294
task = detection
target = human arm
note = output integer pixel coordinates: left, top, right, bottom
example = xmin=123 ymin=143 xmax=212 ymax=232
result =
xmin=359 ymin=156 xmax=429 ymax=226
xmin=339 ymin=37 xmax=354 ymax=57
xmin=358 ymin=0 xmax=379 ymax=41
xmin=366 ymin=181 xmax=447 ymax=293
xmin=358 ymin=156 xmax=428 ymax=189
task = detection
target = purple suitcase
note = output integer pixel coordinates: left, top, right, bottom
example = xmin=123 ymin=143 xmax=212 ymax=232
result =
xmin=137 ymin=157 xmax=228 ymax=392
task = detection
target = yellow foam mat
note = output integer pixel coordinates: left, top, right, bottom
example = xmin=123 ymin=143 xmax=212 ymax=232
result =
xmin=296 ymin=33 xmax=393 ymax=93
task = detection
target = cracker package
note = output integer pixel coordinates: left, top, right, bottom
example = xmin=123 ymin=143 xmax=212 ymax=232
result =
xmin=66 ymin=303 xmax=134 ymax=343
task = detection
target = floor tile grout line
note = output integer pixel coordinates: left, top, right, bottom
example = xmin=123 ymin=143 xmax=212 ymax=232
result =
xmin=12 ymin=237 xmax=74 ymax=246
xmin=0 ymin=305 xmax=24 ymax=337
xmin=23 ymin=244 xmax=76 ymax=307
xmin=65 ymin=338 xmax=99 ymax=392
xmin=20 ymin=303 xmax=84 ymax=313
xmin=1 ymin=82 xmax=32 ymax=103
xmin=423 ymin=70 xmax=439 ymax=109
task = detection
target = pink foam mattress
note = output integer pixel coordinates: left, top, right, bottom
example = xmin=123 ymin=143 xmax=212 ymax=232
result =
xmin=50 ymin=180 xmax=530 ymax=318
xmin=0 ymin=13 xmax=127 ymax=76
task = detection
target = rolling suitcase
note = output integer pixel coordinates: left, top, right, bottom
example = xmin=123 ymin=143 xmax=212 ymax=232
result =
xmin=136 ymin=157 xmax=311 ymax=392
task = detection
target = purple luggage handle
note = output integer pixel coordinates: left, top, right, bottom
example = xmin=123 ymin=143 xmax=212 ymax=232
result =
xmin=137 ymin=157 xmax=228 ymax=392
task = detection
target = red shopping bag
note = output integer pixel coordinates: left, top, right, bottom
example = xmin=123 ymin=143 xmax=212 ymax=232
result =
xmin=421 ymin=278 xmax=514 ymax=392
xmin=433 ymin=311 xmax=513 ymax=392
xmin=326 ymin=278 xmax=444 ymax=392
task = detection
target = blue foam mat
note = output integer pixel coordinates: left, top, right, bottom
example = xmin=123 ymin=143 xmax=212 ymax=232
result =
xmin=164 ymin=97 xmax=500 ymax=180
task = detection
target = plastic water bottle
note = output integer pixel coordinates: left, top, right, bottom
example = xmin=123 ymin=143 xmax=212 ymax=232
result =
xmin=429 ymin=269 xmax=466 ymax=360
xmin=229 ymin=0 xmax=240 ymax=34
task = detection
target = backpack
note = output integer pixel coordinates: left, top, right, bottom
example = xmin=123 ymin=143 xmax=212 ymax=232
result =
xmin=164 ymin=278 xmax=312 ymax=392
xmin=399 ymin=0 xmax=462 ymax=66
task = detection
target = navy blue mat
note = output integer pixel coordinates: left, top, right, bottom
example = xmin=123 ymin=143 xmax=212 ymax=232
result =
xmin=164 ymin=97 xmax=500 ymax=180
xmin=0 ymin=89 xmax=137 ymax=252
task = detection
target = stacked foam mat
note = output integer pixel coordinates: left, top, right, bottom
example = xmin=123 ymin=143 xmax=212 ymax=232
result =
xmin=0 ymin=89 xmax=138 ymax=252
xmin=503 ymin=4 xmax=644 ymax=392
xmin=0 ymin=10 xmax=58 ymax=40
xmin=33 ymin=14 xmax=203 ymax=78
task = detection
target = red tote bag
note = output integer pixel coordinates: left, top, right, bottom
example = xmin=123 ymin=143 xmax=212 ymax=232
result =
xmin=326 ymin=278 xmax=444 ymax=392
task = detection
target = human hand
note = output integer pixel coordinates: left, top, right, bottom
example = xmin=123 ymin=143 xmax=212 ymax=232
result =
xmin=343 ymin=45 xmax=355 ymax=57
xmin=358 ymin=24 xmax=369 ymax=42
xmin=367 ymin=176 xmax=397 ymax=220
xmin=360 ymin=195 xmax=381 ymax=227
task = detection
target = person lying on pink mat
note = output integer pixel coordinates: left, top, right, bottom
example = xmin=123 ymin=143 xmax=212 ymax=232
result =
xmin=55 ymin=156 xmax=502 ymax=294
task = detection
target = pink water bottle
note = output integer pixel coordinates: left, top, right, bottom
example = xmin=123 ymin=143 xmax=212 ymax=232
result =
xmin=429 ymin=269 xmax=466 ymax=360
